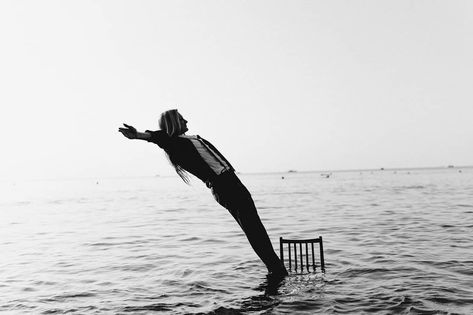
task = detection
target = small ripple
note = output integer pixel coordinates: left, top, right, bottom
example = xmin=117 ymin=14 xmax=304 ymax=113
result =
xmin=39 ymin=292 xmax=96 ymax=303
xmin=0 ymin=303 xmax=37 ymax=313
xmin=122 ymin=302 xmax=201 ymax=313
xmin=407 ymin=305 xmax=449 ymax=314
xmin=179 ymin=236 xmax=202 ymax=242
xmin=121 ymin=303 xmax=172 ymax=312
xmin=21 ymin=287 xmax=35 ymax=292
xmin=196 ymin=306 xmax=242 ymax=314
xmin=427 ymin=295 xmax=473 ymax=305
xmin=33 ymin=280 xmax=57 ymax=286
xmin=41 ymin=306 xmax=98 ymax=314
xmin=85 ymin=239 xmax=148 ymax=247
xmin=337 ymin=267 xmax=395 ymax=278
xmin=385 ymin=295 xmax=418 ymax=313
xmin=108 ymin=263 xmax=157 ymax=272
xmin=187 ymin=281 xmax=232 ymax=295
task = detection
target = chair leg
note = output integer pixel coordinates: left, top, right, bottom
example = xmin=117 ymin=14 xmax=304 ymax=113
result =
xmin=311 ymin=242 xmax=315 ymax=271
xmin=279 ymin=237 xmax=284 ymax=266
xmin=305 ymin=243 xmax=309 ymax=272
xmin=319 ymin=236 xmax=325 ymax=272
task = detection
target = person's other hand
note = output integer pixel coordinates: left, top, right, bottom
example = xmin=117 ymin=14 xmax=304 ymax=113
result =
xmin=118 ymin=123 xmax=137 ymax=139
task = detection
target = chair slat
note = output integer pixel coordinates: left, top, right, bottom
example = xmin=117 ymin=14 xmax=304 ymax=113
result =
xmin=305 ymin=243 xmax=309 ymax=272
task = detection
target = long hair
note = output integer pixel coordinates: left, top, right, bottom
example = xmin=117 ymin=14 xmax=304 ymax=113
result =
xmin=159 ymin=109 xmax=190 ymax=184
xmin=159 ymin=109 xmax=185 ymax=137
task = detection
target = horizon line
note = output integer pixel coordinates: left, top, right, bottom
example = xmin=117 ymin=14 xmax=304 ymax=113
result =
xmin=3 ymin=164 xmax=471 ymax=182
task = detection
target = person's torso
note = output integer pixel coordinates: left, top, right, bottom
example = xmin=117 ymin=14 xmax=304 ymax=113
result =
xmin=178 ymin=135 xmax=233 ymax=176
xmin=146 ymin=130 xmax=235 ymax=185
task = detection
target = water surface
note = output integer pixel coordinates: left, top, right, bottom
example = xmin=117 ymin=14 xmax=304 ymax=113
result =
xmin=1 ymin=168 xmax=472 ymax=314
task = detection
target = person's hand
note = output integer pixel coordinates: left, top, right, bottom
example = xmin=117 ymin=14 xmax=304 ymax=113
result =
xmin=118 ymin=123 xmax=138 ymax=139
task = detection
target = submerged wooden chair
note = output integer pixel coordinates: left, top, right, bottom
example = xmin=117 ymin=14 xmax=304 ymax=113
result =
xmin=279 ymin=236 xmax=325 ymax=273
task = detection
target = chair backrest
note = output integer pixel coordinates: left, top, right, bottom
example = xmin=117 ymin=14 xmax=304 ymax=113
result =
xmin=279 ymin=236 xmax=325 ymax=273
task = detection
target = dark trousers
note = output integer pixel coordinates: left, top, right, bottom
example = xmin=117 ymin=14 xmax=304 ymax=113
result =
xmin=210 ymin=172 xmax=287 ymax=274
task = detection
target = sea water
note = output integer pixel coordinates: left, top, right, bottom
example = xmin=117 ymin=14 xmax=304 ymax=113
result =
xmin=1 ymin=168 xmax=472 ymax=314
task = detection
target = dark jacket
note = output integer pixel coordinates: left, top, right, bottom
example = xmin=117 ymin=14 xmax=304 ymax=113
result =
xmin=146 ymin=130 xmax=234 ymax=185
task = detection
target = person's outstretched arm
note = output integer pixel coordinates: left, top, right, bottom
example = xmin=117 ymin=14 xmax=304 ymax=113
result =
xmin=118 ymin=123 xmax=151 ymax=140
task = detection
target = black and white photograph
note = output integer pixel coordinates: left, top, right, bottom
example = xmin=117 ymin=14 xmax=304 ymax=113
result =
xmin=1 ymin=1 xmax=472 ymax=314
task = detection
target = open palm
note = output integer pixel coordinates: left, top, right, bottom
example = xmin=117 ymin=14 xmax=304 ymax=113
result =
xmin=118 ymin=123 xmax=137 ymax=139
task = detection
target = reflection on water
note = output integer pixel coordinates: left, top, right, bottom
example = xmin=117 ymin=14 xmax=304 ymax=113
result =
xmin=1 ymin=168 xmax=473 ymax=314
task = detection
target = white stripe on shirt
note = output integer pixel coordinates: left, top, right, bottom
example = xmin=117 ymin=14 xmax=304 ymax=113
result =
xmin=179 ymin=135 xmax=232 ymax=175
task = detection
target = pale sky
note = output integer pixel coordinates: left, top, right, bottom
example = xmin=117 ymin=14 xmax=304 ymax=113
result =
xmin=1 ymin=0 xmax=472 ymax=180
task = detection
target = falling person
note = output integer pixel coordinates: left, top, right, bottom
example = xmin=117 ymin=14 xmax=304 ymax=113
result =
xmin=118 ymin=109 xmax=288 ymax=277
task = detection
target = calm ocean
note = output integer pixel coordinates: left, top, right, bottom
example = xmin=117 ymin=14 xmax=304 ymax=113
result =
xmin=1 ymin=168 xmax=472 ymax=314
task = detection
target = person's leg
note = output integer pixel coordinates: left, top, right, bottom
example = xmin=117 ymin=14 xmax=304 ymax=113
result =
xmin=235 ymin=197 xmax=287 ymax=274
xmin=212 ymin=174 xmax=287 ymax=275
